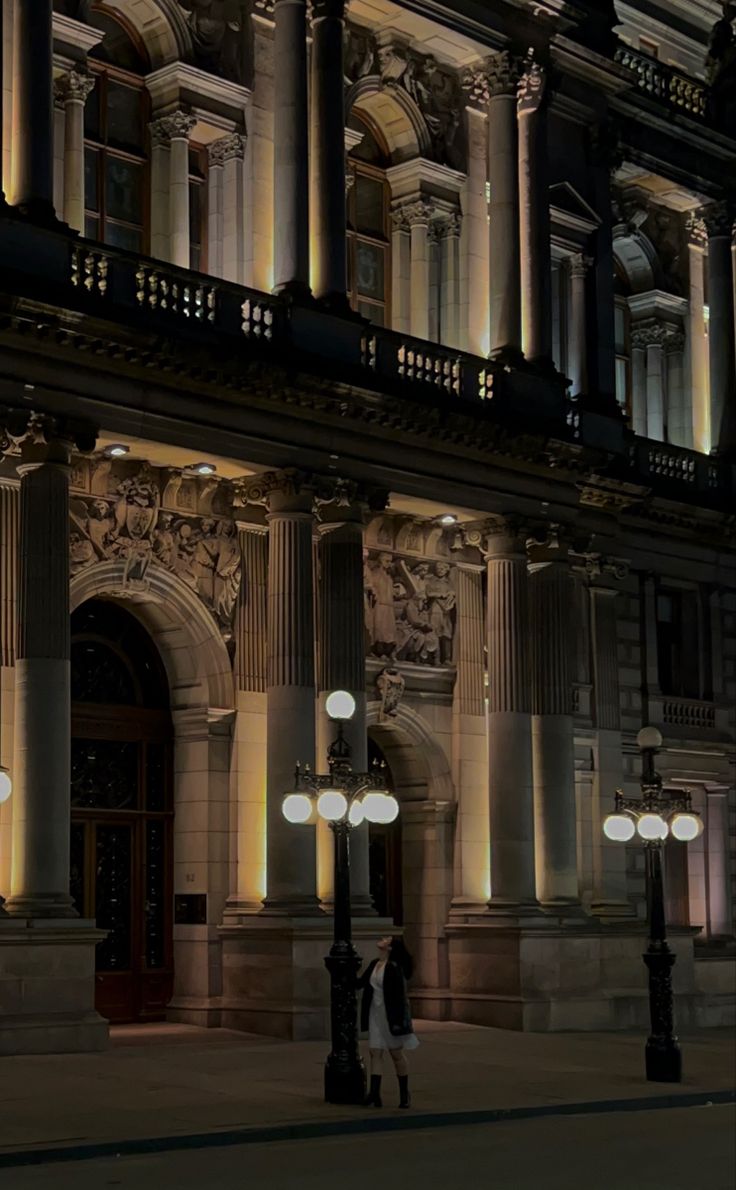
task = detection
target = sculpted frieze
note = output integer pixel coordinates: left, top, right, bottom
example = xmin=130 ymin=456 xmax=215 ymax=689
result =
xmin=364 ymin=550 xmax=456 ymax=667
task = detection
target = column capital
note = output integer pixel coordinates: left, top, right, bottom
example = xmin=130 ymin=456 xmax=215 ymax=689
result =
xmin=1 ymin=409 xmax=96 ymax=470
xmin=54 ymin=68 xmax=95 ymax=108
xmin=685 ymin=212 xmax=708 ymax=251
xmin=526 ymin=523 xmax=571 ymax=568
xmin=208 ymin=132 xmax=247 ymax=167
xmin=399 ymin=199 xmax=436 ymax=228
xmin=570 ymin=550 xmax=630 ymax=586
xmin=149 ymin=110 xmax=197 ymax=147
xmin=314 ymin=476 xmax=388 ymax=524
xmin=236 ymin=468 xmax=314 ymax=514
xmin=517 ymin=51 xmax=547 ymax=115
xmin=569 ymin=251 xmax=594 ymax=278
xmin=702 ymin=199 xmax=735 ymax=239
xmin=481 ymin=514 xmax=532 ymax=559
xmin=630 ymin=318 xmax=668 ymax=350
xmin=438 ymin=210 xmax=462 ymax=238
xmin=462 ymin=51 xmax=524 ymax=105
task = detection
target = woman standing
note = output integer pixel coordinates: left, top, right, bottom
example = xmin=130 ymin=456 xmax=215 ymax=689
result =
xmin=357 ymin=935 xmax=418 ymax=1109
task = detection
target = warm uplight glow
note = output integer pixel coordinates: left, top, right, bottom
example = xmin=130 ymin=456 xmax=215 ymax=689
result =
xmin=637 ymin=812 xmax=668 ymax=841
xmin=348 ymin=799 xmax=365 ymax=826
xmin=637 ymin=726 xmax=663 ymax=751
xmin=325 ymin=690 xmax=356 ymax=721
xmin=362 ymin=792 xmax=399 ymax=824
xmin=0 ymin=767 xmax=11 ymax=804
xmin=317 ymin=790 xmax=348 ymax=821
xmin=282 ymin=793 xmax=313 ymax=824
xmin=603 ymin=813 xmax=635 ymax=842
xmin=105 ymin=444 xmax=129 ymax=459
xmin=670 ymin=812 xmax=703 ymax=842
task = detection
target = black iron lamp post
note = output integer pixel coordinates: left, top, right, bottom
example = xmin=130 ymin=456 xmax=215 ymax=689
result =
xmin=282 ymin=689 xmax=399 ymax=1106
xmin=603 ymin=726 xmax=703 ymax=1084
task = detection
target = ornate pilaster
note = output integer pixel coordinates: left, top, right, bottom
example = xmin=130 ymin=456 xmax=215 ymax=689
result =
xmin=54 ymin=69 xmax=95 ymax=233
xmin=273 ymin=0 xmax=311 ymax=297
xmin=0 ymin=484 xmax=18 ymax=669
xmin=568 ymin=253 xmax=593 ymax=396
xmin=390 ymin=203 xmax=412 ymax=333
xmin=517 ymin=52 xmax=553 ymax=365
xmin=150 ymin=111 xmax=197 ymax=269
xmin=484 ymin=517 xmax=537 ymax=910
xmin=439 ymin=211 xmax=462 ymax=348
xmin=235 ymin=525 xmax=268 ymax=693
xmin=210 ymin=132 xmax=247 ymax=283
xmin=3 ymin=413 xmax=95 ymax=917
xmin=401 ymin=199 xmax=437 ymax=341
xmin=686 ymin=214 xmax=709 ymax=453
xmin=241 ymin=469 xmax=319 ymax=912
xmin=311 ymin=0 xmax=348 ymax=307
xmin=527 ymin=526 xmax=579 ymax=910
xmin=702 ymin=201 xmax=736 ymax=454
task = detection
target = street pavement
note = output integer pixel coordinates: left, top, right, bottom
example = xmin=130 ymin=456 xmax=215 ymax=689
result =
xmin=0 ymin=1021 xmax=733 ymax=1164
xmin=5 ymin=1105 xmax=735 ymax=1189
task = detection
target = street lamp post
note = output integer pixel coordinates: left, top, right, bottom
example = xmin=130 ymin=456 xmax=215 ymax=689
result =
xmin=603 ymin=726 xmax=703 ymax=1084
xmin=282 ymin=689 xmax=399 ymax=1105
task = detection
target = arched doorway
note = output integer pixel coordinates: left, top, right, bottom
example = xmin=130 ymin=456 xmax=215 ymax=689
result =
xmin=70 ymin=598 xmax=174 ymax=1024
xmin=367 ymin=735 xmax=402 ymax=925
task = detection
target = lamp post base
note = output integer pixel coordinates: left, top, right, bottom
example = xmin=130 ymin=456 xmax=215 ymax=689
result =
xmin=324 ymin=1052 xmax=367 ymax=1105
xmin=645 ymin=1034 xmax=682 ymax=1083
xmin=643 ymin=945 xmax=681 ymax=1083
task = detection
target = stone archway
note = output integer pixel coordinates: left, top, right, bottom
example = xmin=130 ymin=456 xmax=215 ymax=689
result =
xmin=367 ymin=701 xmax=455 ymax=1009
xmin=71 ymin=560 xmax=235 ymax=1026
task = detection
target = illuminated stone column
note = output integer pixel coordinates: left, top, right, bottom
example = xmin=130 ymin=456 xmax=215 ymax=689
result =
xmin=273 ymin=0 xmax=310 ymax=297
xmin=528 ymin=529 xmax=579 ymax=909
xmin=686 ymin=215 xmax=709 ymax=453
xmin=630 ymin=324 xmax=647 ymax=437
xmin=568 ymin=253 xmax=592 ymax=397
xmin=485 ymin=519 xmax=537 ymax=910
xmin=150 ymin=112 xmax=196 ymax=269
xmin=486 ymin=54 xmax=522 ymax=359
xmin=6 ymin=417 xmax=82 ymax=916
xmin=11 ymin=0 xmax=54 ymax=218
xmin=406 ymin=200 xmax=434 ymax=341
xmin=221 ymin=133 xmax=247 ymax=284
xmin=664 ymin=325 xmax=687 ymax=447
xmin=517 ymin=54 xmax=552 ymax=365
xmin=244 ymin=470 xmax=320 ymax=912
xmin=310 ymin=0 xmax=347 ymax=305
xmin=54 ymin=69 xmax=95 ymax=233
xmin=316 ymin=483 xmax=378 ymax=914
xmin=390 ymin=205 xmax=411 ymax=334
xmin=439 ymin=212 xmax=462 ymax=348
xmin=462 ymin=104 xmax=490 ymax=355
xmin=703 ymin=202 xmax=736 ymax=454
xmin=207 ymin=140 xmax=226 ymax=279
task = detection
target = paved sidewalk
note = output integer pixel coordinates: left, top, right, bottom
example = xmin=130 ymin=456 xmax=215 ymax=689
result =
xmin=0 ymin=1021 xmax=733 ymax=1162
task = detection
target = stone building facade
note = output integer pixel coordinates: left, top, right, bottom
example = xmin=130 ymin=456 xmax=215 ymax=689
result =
xmin=0 ymin=0 xmax=734 ymax=1053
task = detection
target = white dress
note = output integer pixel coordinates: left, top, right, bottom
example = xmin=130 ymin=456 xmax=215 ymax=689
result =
xmin=368 ymin=963 xmax=419 ymax=1051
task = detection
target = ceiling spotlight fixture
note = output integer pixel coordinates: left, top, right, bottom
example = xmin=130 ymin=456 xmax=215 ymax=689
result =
xmin=439 ymin=514 xmax=457 ymax=527
xmin=104 ymin=444 xmax=129 ymax=459
xmin=194 ymin=462 xmax=217 ymax=476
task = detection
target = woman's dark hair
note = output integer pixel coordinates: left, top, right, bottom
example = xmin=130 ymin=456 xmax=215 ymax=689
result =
xmin=389 ymin=936 xmax=414 ymax=980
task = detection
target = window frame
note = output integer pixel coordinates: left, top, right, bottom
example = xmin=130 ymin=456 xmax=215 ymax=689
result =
xmin=84 ymin=58 xmax=150 ymax=254
xmin=346 ymin=113 xmax=392 ymax=327
xmin=188 ymin=142 xmax=209 ymax=275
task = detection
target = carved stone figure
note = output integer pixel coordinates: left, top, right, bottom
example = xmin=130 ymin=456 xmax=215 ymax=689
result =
xmin=425 ymin=561 xmax=456 ymax=665
xmin=178 ymin=0 xmax=245 ymax=83
xmin=364 ymin=550 xmax=457 ymax=666
xmin=213 ymin=520 xmax=241 ymax=630
xmin=376 ymin=666 xmax=405 ymax=722
xmin=364 ymin=551 xmax=398 ymax=657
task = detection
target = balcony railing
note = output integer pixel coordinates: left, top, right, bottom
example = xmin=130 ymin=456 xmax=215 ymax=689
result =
xmin=0 ymin=223 xmax=730 ymax=512
xmin=615 ymin=46 xmax=707 ymax=120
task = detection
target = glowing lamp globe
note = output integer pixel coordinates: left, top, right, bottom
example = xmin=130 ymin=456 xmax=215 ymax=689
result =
xmin=670 ymin=812 xmax=703 ymax=842
xmin=317 ymin=790 xmax=348 ymax=822
xmin=0 ymin=767 xmax=11 ymax=804
xmin=325 ymin=690 xmax=356 ymax=721
xmin=362 ymin=792 xmax=399 ymax=824
xmin=348 ymin=799 xmax=365 ymax=827
xmin=282 ymin=793 xmax=313 ymax=824
xmin=603 ymin=813 xmax=635 ymax=842
xmin=637 ymin=812 xmax=668 ymax=841
xmin=637 ymin=726 xmax=663 ymax=751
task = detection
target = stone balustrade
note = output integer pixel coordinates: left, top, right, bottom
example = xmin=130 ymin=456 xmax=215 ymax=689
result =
xmin=615 ymin=46 xmax=707 ymax=120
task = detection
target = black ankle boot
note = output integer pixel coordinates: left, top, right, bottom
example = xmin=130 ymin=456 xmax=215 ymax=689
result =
xmin=363 ymin=1075 xmax=382 ymax=1107
xmin=398 ymin=1075 xmax=410 ymax=1109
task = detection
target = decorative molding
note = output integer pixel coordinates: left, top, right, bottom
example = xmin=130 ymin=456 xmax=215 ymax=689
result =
xmin=517 ymin=52 xmax=546 ymax=114
xmin=685 ymin=213 xmax=708 ymax=250
xmin=149 ymin=110 xmax=197 ymax=147
xmin=568 ymin=251 xmax=593 ymax=278
xmin=375 ymin=666 xmax=405 ymax=721
xmin=208 ymin=131 xmax=247 ymax=167
xmin=54 ymin=68 xmax=95 ymax=107
xmin=702 ymin=200 xmax=735 ymax=238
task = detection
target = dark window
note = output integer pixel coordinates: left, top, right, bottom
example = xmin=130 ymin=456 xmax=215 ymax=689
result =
xmin=347 ymin=111 xmax=390 ymax=326
xmin=656 ymin=589 xmax=701 ymax=699
xmin=85 ymin=12 xmax=149 ymax=252
xmin=188 ymin=145 xmax=208 ymax=273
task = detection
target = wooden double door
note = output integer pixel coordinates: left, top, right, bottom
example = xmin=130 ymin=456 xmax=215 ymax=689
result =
xmin=70 ymin=600 xmax=174 ymax=1024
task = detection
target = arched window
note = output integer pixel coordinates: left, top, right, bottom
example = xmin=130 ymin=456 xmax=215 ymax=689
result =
xmin=346 ymin=111 xmax=390 ymax=326
xmin=84 ymin=8 xmax=150 ymax=251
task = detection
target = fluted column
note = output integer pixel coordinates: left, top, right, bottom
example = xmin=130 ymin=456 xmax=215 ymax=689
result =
xmin=518 ymin=54 xmax=552 ymax=365
xmin=406 ymin=200 xmax=434 ymax=340
xmin=317 ymin=487 xmax=374 ymax=914
xmin=390 ymin=205 xmax=411 ymax=333
xmin=528 ymin=529 xmax=579 ymax=909
xmin=664 ymin=326 xmax=687 ymax=447
xmin=273 ymin=0 xmax=310 ymax=297
xmin=703 ymin=202 xmax=736 ymax=454
xmin=236 ymin=527 xmax=268 ymax=695
xmin=568 ymin=253 xmax=592 ymax=396
xmin=150 ymin=112 xmax=196 ymax=269
xmin=11 ymin=0 xmax=54 ymax=218
xmin=630 ymin=326 xmax=647 ymax=434
xmin=6 ymin=420 xmax=78 ymax=916
xmin=54 ymin=69 xmax=95 ymax=233
xmin=207 ymin=140 xmax=225 ymax=279
xmin=485 ymin=520 xmax=537 ymax=909
xmin=439 ymin=212 xmax=461 ymax=348
xmin=486 ymin=55 xmax=522 ymax=359
xmin=311 ymin=0 xmax=347 ymax=306
xmin=686 ymin=215 xmax=709 ymax=453
xmin=262 ymin=473 xmax=319 ymax=911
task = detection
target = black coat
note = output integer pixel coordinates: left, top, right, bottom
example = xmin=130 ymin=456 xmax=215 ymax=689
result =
xmin=357 ymin=958 xmax=414 ymax=1037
